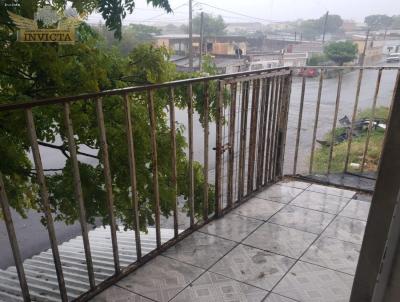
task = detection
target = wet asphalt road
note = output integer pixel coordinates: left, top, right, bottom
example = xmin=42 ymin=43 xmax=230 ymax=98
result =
xmin=1 ymin=63 xmax=398 ymax=269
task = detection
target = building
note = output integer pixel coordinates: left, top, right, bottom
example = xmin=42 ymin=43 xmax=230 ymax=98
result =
xmin=352 ymin=35 xmax=385 ymax=64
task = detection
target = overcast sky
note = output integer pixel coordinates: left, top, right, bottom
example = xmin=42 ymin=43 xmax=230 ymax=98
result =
xmin=86 ymin=0 xmax=400 ymax=25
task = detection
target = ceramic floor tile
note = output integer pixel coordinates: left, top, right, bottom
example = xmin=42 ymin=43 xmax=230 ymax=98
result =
xmin=278 ymin=180 xmax=311 ymax=190
xmin=264 ymin=293 xmax=298 ymax=302
xmin=273 ymin=261 xmax=354 ymax=302
xmin=163 ymin=231 xmax=237 ymax=269
xmin=210 ymin=244 xmax=295 ymax=290
xmin=301 ymin=236 xmax=361 ymax=275
xmin=256 ymin=185 xmax=304 ymax=204
xmin=91 ymin=286 xmax=153 ymax=302
xmin=339 ymin=199 xmax=371 ymax=221
xmin=170 ymin=271 xmax=267 ymax=302
xmin=117 ymin=256 xmax=204 ymax=302
xmin=232 ymin=198 xmax=285 ymax=221
xmin=200 ymin=213 xmax=263 ymax=242
xmin=289 ymin=191 xmax=350 ymax=215
xmin=323 ymin=216 xmax=366 ymax=245
xmin=307 ymin=184 xmax=356 ymax=199
xmin=243 ymin=223 xmax=317 ymax=259
xmin=269 ymin=206 xmax=334 ymax=234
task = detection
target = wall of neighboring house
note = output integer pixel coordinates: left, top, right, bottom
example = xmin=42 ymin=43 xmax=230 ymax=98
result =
xmin=354 ymin=39 xmax=384 ymax=64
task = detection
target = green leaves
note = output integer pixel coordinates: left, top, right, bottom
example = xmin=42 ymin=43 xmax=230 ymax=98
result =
xmin=324 ymin=41 xmax=358 ymax=66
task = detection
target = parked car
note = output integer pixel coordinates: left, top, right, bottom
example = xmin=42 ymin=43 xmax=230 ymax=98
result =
xmin=386 ymin=53 xmax=400 ymax=63
xmin=297 ymin=67 xmax=319 ymax=77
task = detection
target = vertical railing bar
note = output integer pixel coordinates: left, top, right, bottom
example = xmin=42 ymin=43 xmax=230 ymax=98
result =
xmin=293 ymin=76 xmax=306 ymax=175
xmin=227 ymin=83 xmax=237 ymax=208
xmin=274 ymin=75 xmax=286 ymax=179
xmin=344 ymin=69 xmax=364 ymax=172
xmin=247 ymin=79 xmax=260 ymax=193
xmin=63 ymin=102 xmax=96 ymax=288
xmin=25 ymin=108 xmax=68 ymax=301
xmin=271 ymin=76 xmax=283 ymax=180
xmin=264 ymin=77 xmax=275 ymax=184
xmin=221 ymin=88 xmax=227 ymax=210
xmin=95 ymin=98 xmax=120 ymax=273
xmin=361 ymin=68 xmax=383 ymax=173
xmin=0 ymin=172 xmax=31 ymax=301
xmin=147 ymin=90 xmax=162 ymax=248
xmin=261 ymin=77 xmax=271 ymax=186
xmin=187 ymin=84 xmax=195 ymax=227
xmin=202 ymin=82 xmax=209 ymax=219
xmin=256 ymin=78 xmax=268 ymax=188
xmin=233 ymin=82 xmax=242 ymax=203
xmin=169 ymin=88 xmax=179 ymax=235
xmin=268 ymin=75 xmax=280 ymax=181
xmin=122 ymin=94 xmax=142 ymax=259
xmin=215 ymin=80 xmax=224 ymax=217
xmin=277 ymin=72 xmax=293 ymax=178
xmin=327 ymin=71 xmax=343 ymax=174
xmin=237 ymin=81 xmax=249 ymax=200
xmin=309 ymin=70 xmax=324 ymax=174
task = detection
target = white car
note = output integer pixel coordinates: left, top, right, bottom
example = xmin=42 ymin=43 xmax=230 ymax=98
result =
xmin=386 ymin=53 xmax=400 ymax=63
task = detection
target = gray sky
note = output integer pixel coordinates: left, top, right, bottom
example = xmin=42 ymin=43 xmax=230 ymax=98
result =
xmin=87 ymin=0 xmax=400 ymax=25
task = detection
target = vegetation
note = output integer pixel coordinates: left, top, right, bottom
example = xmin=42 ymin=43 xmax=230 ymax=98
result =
xmin=364 ymin=14 xmax=400 ymax=30
xmin=182 ymin=13 xmax=226 ymax=37
xmin=307 ymin=54 xmax=329 ymax=66
xmin=312 ymin=107 xmax=389 ymax=173
xmin=0 ymin=2 xmax=221 ymax=230
xmin=324 ymin=41 xmax=358 ymax=66
xmin=299 ymin=14 xmax=343 ymax=40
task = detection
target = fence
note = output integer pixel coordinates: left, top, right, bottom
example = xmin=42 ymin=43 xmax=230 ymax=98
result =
xmin=0 ymin=67 xmax=291 ymax=301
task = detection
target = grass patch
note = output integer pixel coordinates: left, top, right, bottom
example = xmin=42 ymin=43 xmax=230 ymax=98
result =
xmin=312 ymin=107 xmax=389 ymax=173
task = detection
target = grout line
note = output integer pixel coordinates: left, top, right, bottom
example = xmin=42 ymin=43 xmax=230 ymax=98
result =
xmin=268 ymin=196 xmax=354 ymax=298
xmin=114 ymin=284 xmax=158 ymax=302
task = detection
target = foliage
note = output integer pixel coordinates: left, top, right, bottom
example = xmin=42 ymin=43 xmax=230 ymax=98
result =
xmin=0 ymin=0 xmax=171 ymax=39
xmin=364 ymin=15 xmax=393 ymax=30
xmin=307 ymin=54 xmax=329 ymax=66
xmin=324 ymin=41 xmax=358 ymax=66
xmin=0 ymin=5 xmax=219 ymax=230
xmin=298 ymin=14 xmax=343 ymax=40
xmin=182 ymin=13 xmax=226 ymax=37
xmin=312 ymin=107 xmax=389 ymax=173
xmin=95 ymin=23 xmax=161 ymax=55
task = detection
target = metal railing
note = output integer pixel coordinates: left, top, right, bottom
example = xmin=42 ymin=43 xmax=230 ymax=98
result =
xmin=0 ymin=67 xmax=291 ymax=301
xmin=285 ymin=66 xmax=400 ymax=184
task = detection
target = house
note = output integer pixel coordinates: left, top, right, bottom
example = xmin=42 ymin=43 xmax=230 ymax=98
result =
xmin=352 ymin=35 xmax=385 ymax=64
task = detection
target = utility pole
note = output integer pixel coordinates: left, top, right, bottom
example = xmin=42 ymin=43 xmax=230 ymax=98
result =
xmin=188 ymin=0 xmax=193 ymax=70
xmin=199 ymin=11 xmax=204 ymax=71
xmin=294 ymin=31 xmax=297 ymax=41
xmin=322 ymin=11 xmax=329 ymax=43
xmin=359 ymin=28 xmax=370 ymax=66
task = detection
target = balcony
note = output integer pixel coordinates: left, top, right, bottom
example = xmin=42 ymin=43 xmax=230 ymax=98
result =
xmin=0 ymin=66 xmax=399 ymax=302
xmin=91 ymin=180 xmax=369 ymax=302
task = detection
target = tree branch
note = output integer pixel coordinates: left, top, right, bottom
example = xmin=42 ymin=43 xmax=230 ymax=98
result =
xmin=37 ymin=141 xmax=99 ymax=159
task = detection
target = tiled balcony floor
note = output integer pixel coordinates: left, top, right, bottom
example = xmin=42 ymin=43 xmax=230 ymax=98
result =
xmin=92 ymin=180 xmax=371 ymax=302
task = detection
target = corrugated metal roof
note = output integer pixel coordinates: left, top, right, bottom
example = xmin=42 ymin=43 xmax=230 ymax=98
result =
xmin=0 ymin=227 xmax=176 ymax=301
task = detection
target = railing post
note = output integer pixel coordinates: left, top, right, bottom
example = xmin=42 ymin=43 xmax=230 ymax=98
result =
xmin=63 ymin=102 xmax=96 ymax=288
xmin=215 ymin=80 xmax=224 ymax=217
xmin=0 ymin=172 xmax=31 ymax=301
xmin=95 ymin=98 xmax=120 ymax=273
xmin=169 ymin=88 xmax=179 ymax=236
xmin=203 ymin=82 xmax=210 ymax=220
xmin=264 ymin=77 xmax=275 ymax=184
xmin=122 ymin=94 xmax=142 ymax=260
xmin=227 ymin=83 xmax=237 ymax=208
xmin=187 ymin=84 xmax=195 ymax=227
xmin=26 ymin=108 xmax=68 ymax=301
xmin=309 ymin=70 xmax=324 ymax=174
xmin=147 ymin=90 xmax=161 ymax=248
xmin=361 ymin=68 xmax=382 ymax=173
xmin=257 ymin=78 xmax=270 ymax=188
xmin=276 ymin=73 xmax=292 ymax=178
xmin=238 ymin=81 xmax=249 ymax=199
xmin=327 ymin=71 xmax=343 ymax=174
xmin=293 ymin=76 xmax=306 ymax=175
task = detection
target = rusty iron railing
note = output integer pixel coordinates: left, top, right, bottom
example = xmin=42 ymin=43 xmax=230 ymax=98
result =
xmin=286 ymin=66 xmax=400 ymax=186
xmin=0 ymin=67 xmax=291 ymax=301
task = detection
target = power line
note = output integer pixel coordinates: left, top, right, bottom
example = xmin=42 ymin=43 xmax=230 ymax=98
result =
xmin=138 ymin=2 xmax=188 ymax=22
xmin=193 ymin=1 xmax=281 ymax=23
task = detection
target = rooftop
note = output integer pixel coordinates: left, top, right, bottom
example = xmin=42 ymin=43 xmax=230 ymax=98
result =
xmin=91 ymin=180 xmax=369 ymax=302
